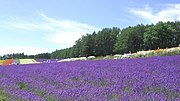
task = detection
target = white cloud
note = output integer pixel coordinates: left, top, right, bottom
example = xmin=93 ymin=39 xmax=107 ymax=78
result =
xmin=0 ymin=46 xmax=51 ymax=55
xmin=48 ymin=32 xmax=85 ymax=46
xmin=10 ymin=13 xmax=100 ymax=47
xmin=130 ymin=3 xmax=180 ymax=24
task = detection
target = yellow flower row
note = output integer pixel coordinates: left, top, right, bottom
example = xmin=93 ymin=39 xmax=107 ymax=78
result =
xmin=134 ymin=47 xmax=180 ymax=56
xmin=0 ymin=60 xmax=5 ymax=64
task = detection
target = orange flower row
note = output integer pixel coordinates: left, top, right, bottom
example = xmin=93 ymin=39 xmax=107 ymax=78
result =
xmin=0 ymin=59 xmax=14 ymax=65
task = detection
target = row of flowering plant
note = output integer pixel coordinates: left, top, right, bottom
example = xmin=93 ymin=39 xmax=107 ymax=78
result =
xmin=56 ymin=46 xmax=180 ymax=61
xmin=114 ymin=46 xmax=180 ymax=59
xmin=0 ymin=60 xmax=4 ymax=65
xmin=0 ymin=59 xmax=13 ymax=65
xmin=58 ymin=56 xmax=96 ymax=62
xmin=0 ymin=55 xmax=179 ymax=100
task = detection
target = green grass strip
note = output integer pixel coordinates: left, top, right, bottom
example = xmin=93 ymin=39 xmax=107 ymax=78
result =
xmin=0 ymin=88 xmax=10 ymax=101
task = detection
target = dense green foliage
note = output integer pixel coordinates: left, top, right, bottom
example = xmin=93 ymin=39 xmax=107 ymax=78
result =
xmin=114 ymin=24 xmax=147 ymax=54
xmin=143 ymin=22 xmax=180 ymax=49
xmin=51 ymin=21 xmax=180 ymax=59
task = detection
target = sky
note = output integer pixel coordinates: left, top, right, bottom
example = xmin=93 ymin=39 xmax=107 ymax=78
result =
xmin=0 ymin=0 xmax=180 ymax=55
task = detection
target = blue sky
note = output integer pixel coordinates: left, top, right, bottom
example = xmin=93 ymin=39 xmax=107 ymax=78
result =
xmin=0 ymin=0 xmax=180 ymax=55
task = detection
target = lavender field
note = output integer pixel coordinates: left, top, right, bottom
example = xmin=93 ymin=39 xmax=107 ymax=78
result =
xmin=0 ymin=56 xmax=180 ymax=101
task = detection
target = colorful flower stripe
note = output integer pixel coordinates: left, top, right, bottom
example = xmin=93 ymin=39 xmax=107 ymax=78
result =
xmin=0 ymin=59 xmax=13 ymax=65
xmin=114 ymin=46 xmax=180 ymax=59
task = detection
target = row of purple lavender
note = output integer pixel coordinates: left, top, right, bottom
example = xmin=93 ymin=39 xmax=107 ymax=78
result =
xmin=0 ymin=55 xmax=179 ymax=100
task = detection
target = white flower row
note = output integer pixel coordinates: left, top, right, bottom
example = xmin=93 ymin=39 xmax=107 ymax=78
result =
xmin=58 ymin=56 xmax=96 ymax=62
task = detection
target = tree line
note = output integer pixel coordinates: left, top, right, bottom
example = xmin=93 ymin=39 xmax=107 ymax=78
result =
xmin=51 ymin=21 xmax=180 ymax=59
xmin=0 ymin=53 xmax=51 ymax=60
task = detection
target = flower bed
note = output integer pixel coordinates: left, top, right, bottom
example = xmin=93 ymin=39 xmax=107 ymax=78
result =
xmin=0 ymin=59 xmax=13 ymax=65
xmin=0 ymin=55 xmax=179 ymax=100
